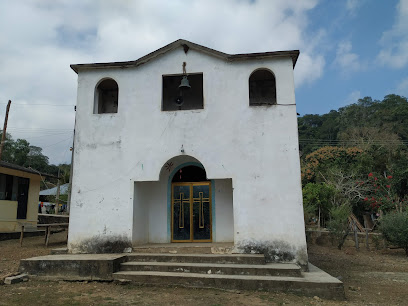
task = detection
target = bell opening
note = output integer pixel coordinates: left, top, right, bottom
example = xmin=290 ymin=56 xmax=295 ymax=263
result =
xmin=162 ymin=73 xmax=203 ymax=111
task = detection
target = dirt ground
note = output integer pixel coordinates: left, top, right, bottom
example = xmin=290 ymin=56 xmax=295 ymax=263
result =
xmin=1 ymin=231 xmax=408 ymax=305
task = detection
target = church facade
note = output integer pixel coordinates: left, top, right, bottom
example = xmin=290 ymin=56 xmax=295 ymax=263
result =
xmin=68 ymin=40 xmax=308 ymax=268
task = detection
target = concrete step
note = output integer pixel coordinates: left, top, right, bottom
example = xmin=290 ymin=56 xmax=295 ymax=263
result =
xmin=126 ymin=253 xmax=265 ymax=265
xmin=112 ymin=266 xmax=345 ymax=300
xmin=120 ymin=261 xmax=301 ymax=277
xmin=132 ymin=243 xmax=234 ymax=255
xmin=50 ymin=247 xmax=68 ymax=255
xmin=132 ymin=246 xmax=214 ymax=254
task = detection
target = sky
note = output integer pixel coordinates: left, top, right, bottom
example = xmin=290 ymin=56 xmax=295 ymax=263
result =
xmin=0 ymin=0 xmax=407 ymax=165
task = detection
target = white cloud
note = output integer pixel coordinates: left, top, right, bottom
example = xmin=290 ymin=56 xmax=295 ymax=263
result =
xmin=0 ymin=0 xmax=325 ymax=163
xmin=397 ymin=77 xmax=408 ymax=97
xmin=334 ymin=41 xmax=362 ymax=73
xmin=344 ymin=90 xmax=361 ymax=106
xmin=377 ymin=0 xmax=408 ymax=68
xmin=346 ymin=0 xmax=364 ymax=15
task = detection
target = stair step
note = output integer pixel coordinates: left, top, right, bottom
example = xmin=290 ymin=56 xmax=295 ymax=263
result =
xmin=112 ymin=270 xmax=344 ymax=299
xmin=121 ymin=262 xmax=301 ymax=277
xmin=125 ymin=253 xmax=265 ymax=265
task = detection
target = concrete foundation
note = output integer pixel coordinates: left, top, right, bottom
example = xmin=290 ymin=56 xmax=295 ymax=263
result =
xmin=19 ymin=251 xmax=344 ymax=300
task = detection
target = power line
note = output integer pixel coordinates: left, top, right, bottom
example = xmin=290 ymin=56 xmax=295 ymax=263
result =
xmin=10 ymin=132 xmax=73 ymax=139
xmin=6 ymin=127 xmax=73 ymax=131
xmin=0 ymin=103 xmax=75 ymax=106
xmin=299 ymin=139 xmax=408 ymax=147
xmin=41 ymin=136 xmax=73 ymax=149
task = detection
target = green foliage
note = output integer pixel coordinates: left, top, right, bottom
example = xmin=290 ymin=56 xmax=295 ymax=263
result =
xmin=327 ymin=204 xmax=352 ymax=250
xmin=0 ymin=131 xmax=71 ymax=187
xmin=299 ymin=94 xmax=408 ymax=157
xmin=299 ymin=94 xmax=408 ymax=223
xmin=302 ymin=146 xmax=363 ymax=183
xmin=302 ymin=183 xmax=336 ymax=226
xmin=1 ymin=135 xmax=48 ymax=171
xmin=380 ymin=211 xmax=408 ymax=256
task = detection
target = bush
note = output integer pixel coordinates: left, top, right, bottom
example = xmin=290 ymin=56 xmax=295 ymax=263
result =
xmin=302 ymin=183 xmax=336 ymax=228
xmin=380 ymin=211 xmax=408 ymax=256
xmin=327 ymin=204 xmax=351 ymax=250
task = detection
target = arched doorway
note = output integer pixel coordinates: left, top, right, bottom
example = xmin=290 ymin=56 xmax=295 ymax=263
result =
xmin=171 ymin=165 xmax=212 ymax=242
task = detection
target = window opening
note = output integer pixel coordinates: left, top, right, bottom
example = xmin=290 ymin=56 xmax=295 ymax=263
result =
xmin=162 ymin=68 xmax=203 ymax=111
xmin=172 ymin=166 xmax=209 ymax=183
xmin=94 ymin=78 xmax=119 ymax=114
xmin=249 ymin=69 xmax=276 ymax=106
xmin=0 ymin=173 xmax=18 ymax=201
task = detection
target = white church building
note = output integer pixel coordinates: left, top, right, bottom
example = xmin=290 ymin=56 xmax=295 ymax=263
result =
xmin=68 ymin=39 xmax=308 ymax=268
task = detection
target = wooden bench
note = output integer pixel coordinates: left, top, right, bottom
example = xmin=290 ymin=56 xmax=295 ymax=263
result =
xmin=20 ymin=223 xmax=69 ymax=247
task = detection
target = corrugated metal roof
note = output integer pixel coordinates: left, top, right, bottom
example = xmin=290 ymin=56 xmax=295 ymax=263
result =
xmin=39 ymin=183 xmax=69 ymax=196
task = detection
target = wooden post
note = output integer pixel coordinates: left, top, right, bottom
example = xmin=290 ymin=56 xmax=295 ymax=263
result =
xmin=0 ymin=100 xmax=11 ymax=161
xmin=365 ymin=228 xmax=369 ymax=250
xmin=45 ymin=226 xmax=51 ymax=247
xmin=20 ymin=225 xmax=24 ymax=247
xmin=354 ymin=221 xmax=359 ymax=250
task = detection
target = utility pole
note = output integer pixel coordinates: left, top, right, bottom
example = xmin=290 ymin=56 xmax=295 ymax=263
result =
xmin=67 ymin=143 xmax=74 ymax=215
xmin=67 ymin=106 xmax=76 ymax=215
xmin=55 ymin=168 xmax=60 ymax=215
xmin=0 ymin=100 xmax=11 ymax=161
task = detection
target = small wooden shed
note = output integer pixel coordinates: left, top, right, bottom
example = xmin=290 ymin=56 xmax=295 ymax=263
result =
xmin=0 ymin=161 xmax=42 ymax=232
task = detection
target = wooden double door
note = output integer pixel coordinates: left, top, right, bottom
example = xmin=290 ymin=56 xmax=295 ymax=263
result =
xmin=171 ymin=182 xmax=212 ymax=242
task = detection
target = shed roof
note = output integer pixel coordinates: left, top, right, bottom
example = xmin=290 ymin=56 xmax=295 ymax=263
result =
xmin=70 ymin=39 xmax=300 ymax=73
xmin=39 ymin=183 xmax=69 ymax=196
xmin=0 ymin=161 xmax=59 ymax=179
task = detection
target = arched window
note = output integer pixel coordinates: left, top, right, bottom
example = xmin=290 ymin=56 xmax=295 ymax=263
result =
xmin=94 ymin=78 xmax=119 ymax=114
xmin=172 ymin=165 xmax=208 ymax=183
xmin=249 ymin=69 xmax=276 ymax=106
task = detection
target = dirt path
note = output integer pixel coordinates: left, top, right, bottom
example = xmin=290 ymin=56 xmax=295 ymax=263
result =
xmin=308 ymin=244 xmax=408 ymax=305
xmin=1 ymin=234 xmax=407 ymax=305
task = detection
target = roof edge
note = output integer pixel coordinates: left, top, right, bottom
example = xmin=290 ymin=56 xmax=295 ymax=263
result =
xmin=70 ymin=39 xmax=300 ymax=73
xmin=0 ymin=161 xmax=60 ymax=179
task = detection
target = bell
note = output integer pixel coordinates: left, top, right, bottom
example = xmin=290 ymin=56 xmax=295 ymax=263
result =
xmin=179 ymin=76 xmax=191 ymax=90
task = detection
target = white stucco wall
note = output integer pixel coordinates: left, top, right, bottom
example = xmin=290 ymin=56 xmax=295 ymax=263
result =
xmin=214 ymin=178 xmax=234 ymax=242
xmin=68 ymin=45 xmax=307 ymax=266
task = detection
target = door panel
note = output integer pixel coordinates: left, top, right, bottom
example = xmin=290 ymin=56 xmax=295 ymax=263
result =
xmin=17 ymin=177 xmax=29 ymax=219
xmin=192 ymin=184 xmax=211 ymax=241
xmin=172 ymin=184 xmax=191 ymax=241
xmin=171 ymin=182 xmax=211 ymax=242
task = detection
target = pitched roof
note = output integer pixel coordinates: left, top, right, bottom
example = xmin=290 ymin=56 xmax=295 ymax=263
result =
xmin=0 ymin=161 xmax=59 ymax=179
xmin=70 ymin=39 xmax=300 ymax=73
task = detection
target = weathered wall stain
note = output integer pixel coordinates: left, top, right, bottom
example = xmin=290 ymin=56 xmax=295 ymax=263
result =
xmin=235 ymin=239 xmax=308 ymax=270
xmin=85 ymin=139 xmax=121 ymax=149
xmin=69 ymin=235 xmax=132 ymax=254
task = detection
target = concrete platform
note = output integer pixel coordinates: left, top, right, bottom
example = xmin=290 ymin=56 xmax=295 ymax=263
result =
xmin=18 ymin=253 xmax=344 ymax=300
xmin=19 ymin=254 xmax=126 ymax=280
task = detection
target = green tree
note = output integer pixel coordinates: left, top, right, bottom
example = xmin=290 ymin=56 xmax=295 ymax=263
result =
xmin=12 ymin=139 xmax=30 ymax=165
xmin=302 ymin=183 xmax=336 ymax=228
xmin=380 ymin=211 xmax=408 ymax=256
xmin=327 ymin=204 xmax=352 ymax=250
xmin=26 ymin=145 xmax=49 ymax=170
